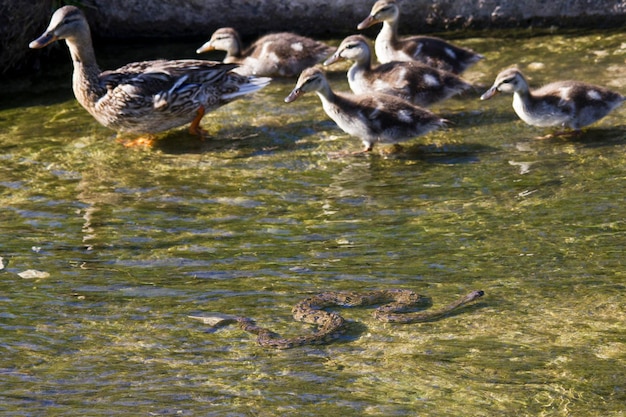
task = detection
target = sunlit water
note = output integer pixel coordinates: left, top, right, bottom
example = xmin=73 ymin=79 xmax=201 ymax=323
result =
xmin=1 ymin=30 xmax=625 ymax=416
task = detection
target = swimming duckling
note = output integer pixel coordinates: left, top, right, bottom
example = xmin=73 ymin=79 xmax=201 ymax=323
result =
xmin=324 ymin=35 xmax=472 ymax=107
xmin=357 ymin=0 xmax=483 ymax=74
xmin=284 ymin=68 xmax=446 ymax=154
xmin=196 ymin=27 xmax=335 ymax=77
xmin=481 ymin=68 xmax=624 ymax=136
xmin=29 ymin=6 xmax=270 ymax=144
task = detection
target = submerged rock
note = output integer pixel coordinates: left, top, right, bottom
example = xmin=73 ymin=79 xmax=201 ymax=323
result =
xmin=18 ymin=269 xmax=50 ymax=280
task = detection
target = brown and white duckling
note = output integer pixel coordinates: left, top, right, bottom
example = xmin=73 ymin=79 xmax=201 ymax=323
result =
xmin=196 ymin=27 xmax=335 ymax=77
xmin=481 ymin=68 xmax=625 ymax=135
xmin=324 ymin=35 xmax=472 ymax=107
xmin=284 ymin=68 xmax=446 ymax=154
xmin=29 ymin=6 xmax=270 ymax=144
xmin=357 ymin=0 xmax=483 ymax=74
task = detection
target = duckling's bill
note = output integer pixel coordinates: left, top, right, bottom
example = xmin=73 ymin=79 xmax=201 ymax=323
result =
xmin=480 ymin=86 xmax=499 ymax=100
xmin=357 ymin=15 xmax=377 ymax=30
xmin=29 ymin=32 xmax=58 ymax=49
xmin=195 ymin=42 xmax=214 ymax=54
xmin=284 ymin=88 xmax=304 ymax=103
xmin=323 ymin=52 xmax=342 ymax=66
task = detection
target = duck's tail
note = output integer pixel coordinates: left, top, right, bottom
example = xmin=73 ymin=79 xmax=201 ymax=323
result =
xmin=222 ymin=76 xmax=272 ymax=100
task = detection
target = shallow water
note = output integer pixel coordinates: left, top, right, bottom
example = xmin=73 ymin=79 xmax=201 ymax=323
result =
xmin=1 ymin=30 xmax=625 ymax=416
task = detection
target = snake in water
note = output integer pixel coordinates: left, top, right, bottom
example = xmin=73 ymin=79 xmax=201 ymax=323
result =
xmin=190 ymin=289 xmax=484 ymax=349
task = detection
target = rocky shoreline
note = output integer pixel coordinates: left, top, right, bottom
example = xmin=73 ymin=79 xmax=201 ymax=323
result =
xmin=3 ymin=0 xmax=626 ymax=76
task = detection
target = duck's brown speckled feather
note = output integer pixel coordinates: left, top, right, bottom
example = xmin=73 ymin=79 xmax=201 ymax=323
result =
xmin=30 ymin=7 xmax=269 ymax=135
xmin=197 ymin=28 xmax=335 ymax=77
xmin=325 ymin=35 xmax=471 ymax=107
xmin=481 ymin=68 xmax=624 ymax=130
xmin=358 ymin=0 xmax=483 ymax=74
xmin=285 ymin=68 xmax=445 ymax=152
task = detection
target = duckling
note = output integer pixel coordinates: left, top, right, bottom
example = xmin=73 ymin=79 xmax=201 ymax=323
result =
xmin=357 ymin=0 xmax=483 ymax=74
xmin=29 ymin=6 xmax=270 ymax=143
xmin=284 ymin=67 xmax=446 ymax=154
xmin=196 ymin=27 xmax=335 ymax=77
xmin=481 ymin=68 xmax=624 ymax=135
xmin=324 ymin=35 xmax=472 ymax=107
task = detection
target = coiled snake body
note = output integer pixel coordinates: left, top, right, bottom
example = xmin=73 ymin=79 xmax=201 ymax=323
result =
xmin=191 ymin=289 xmax=484 ymax=349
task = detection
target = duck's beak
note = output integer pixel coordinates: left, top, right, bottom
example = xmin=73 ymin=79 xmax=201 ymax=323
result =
xmin=284 ymin=88 xmax=303 ymax=103
xmin=357 ymin=15 xmax=377 ymax=30
xmin=196 ymin=41 xmax=215 ymax=54
xmin=323 ymin=52 xmax=342 ymax=66
xmin=29 ymin=30 xmax=58 ymax=49
xmin=480 ymin=86 xmax=499 ymax=100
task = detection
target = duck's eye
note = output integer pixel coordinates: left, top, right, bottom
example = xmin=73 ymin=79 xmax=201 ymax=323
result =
xmin=502 ymin=77 xmax=515 ymax=84
xmin=345 ymin=43 xmax=358 ymax=49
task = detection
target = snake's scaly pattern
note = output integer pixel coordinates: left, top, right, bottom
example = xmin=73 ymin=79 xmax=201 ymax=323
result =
xmin=194 ymin=289 xmax=484 ymax=349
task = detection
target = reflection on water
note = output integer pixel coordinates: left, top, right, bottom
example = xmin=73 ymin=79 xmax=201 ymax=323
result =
xmin=0 ymin=30 xmax=625 ymax=416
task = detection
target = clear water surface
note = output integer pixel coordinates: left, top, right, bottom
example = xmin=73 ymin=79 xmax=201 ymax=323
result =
xmin=0 ymin=29 xmax=624 ymax=416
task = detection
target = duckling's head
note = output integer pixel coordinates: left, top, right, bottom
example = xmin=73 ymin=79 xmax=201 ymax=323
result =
xmin=324 ymin=35 xmax=372 ymax=66
xmin=196 ymin=27 xmax=241 ymax=55
xmin=480 ymin=68 xmax=528 ymax=100
xmin=29 ymin=6 xmax=90 ymax=49
xmin=284 ymin=68 xmax=329 ymax=102
xmin=357 ymin=0 xmax=399 ymax=29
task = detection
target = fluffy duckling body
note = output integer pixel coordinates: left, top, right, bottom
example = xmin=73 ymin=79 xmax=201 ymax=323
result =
xmin=357 ymin=0 xmax=483 ymax=74
xmin=196 ymin=27 xmax=335 ymax=77
xmin=324 ymin=35 xmax=472 ymax=107
xmin=284 ymin=68 xmax=446 ymax=153
xmin=481 ymin=68 xmax=624 ymax=132
xmin=29 ymin=6 xmax=270 ymax=139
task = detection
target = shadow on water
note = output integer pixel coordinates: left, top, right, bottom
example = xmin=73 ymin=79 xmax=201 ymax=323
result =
xmin=152 ymin=119 xmax=327 ymax=155
xmin=558 ymin=126 xmax=626 ymax=148
xmin=401 ymin=143 xmax=492 ymax=164
xmin=153 ymin=133 xmax=497 ymax=166
xmin=153 ymin=112 xmax=498 ymax=163
xmin=444 ymin=108 xmax=522 ymax=128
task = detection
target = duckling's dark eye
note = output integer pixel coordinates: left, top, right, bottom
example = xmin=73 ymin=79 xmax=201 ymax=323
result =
xmin=345 ymin=44 xmax=358 ymax=49
xmin=502 ymin=77 xmax=515 ymax=84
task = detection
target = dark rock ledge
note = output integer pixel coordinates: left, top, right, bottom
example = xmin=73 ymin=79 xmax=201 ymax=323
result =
xmin=3 ymin=0 xmax=626 ymax=76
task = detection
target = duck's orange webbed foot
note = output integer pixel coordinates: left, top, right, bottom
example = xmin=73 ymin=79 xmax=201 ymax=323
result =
xmin=189 ymin=106 xmax=210 ymax=140
xmin=116 ymin=134 xmax=156 ymax=147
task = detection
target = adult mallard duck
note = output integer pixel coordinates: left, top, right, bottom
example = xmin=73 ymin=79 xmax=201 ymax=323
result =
xmin=284 ymin=67 xmax=446 ymax=154
xmin=324 ymin=35 xmax=472 ymax=107
xmin=196 ymin=27 xmax=335 ymax=77
xmin=357 ymin=0 xmax=483 ymax=74
xmin=29 ymin=6 xmax=270 ymax=143
xmin=481 ymin=68 xmax=625 ymax=136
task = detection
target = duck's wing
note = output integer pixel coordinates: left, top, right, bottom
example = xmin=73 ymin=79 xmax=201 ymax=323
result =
xmin=99 ymin=59 xmax=239 ymax=97
xmin=357 ymin=94 xmax=443 ymax=134
xmin=400 ymin=36 xmax=483 ymax=74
